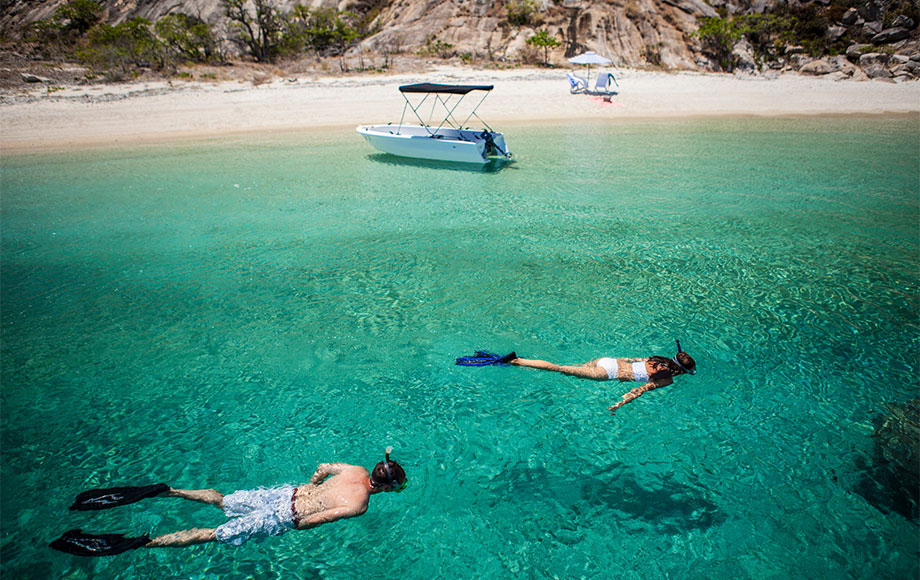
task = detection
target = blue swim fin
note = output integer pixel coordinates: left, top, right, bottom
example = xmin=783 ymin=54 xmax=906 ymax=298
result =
xmin=455 ymin=351 xmax=516 ymax=366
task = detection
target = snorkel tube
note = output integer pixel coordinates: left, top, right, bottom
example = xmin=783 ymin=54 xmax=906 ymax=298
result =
xmin=382 ymin=446 xmax=409 ymax=493
xmin=672 ymin=340 xmax=696 ymax=375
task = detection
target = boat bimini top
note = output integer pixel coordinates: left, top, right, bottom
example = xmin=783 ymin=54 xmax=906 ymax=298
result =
xmin=395 ymin=83 xmax=497 ymax=137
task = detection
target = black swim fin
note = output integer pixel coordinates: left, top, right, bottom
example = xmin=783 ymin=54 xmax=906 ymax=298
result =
xmin=50 ymin=529 xmax=151 ymax=557
xmin=69 ymin=483 xmax=169 ymax=511
xmin=455 ymin=351 xmax=516 ymax=366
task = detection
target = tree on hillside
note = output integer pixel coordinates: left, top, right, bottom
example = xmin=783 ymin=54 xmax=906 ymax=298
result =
xmin=287 ymin=5 xmax=360 ymax=55
xmin=56 ymin=0 xmax=103 ymax=38
xmin=155 ymin=13 xmax=218 ymax=63
xmin=77 ymin=18 xmax=161 ymax=79
xmin=222 ymin=0 xmax=284 ymax=62
xmin=526 ymin=28 xmax=560 ymax=66
xmin=693 ymin=16 xmax=742 ymax=71
xmin=24 ymin=0 xmax=102 ymax=53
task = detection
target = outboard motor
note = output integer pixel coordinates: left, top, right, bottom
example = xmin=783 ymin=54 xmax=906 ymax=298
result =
xmin=480 ymin=130 xmax=510 ymax=159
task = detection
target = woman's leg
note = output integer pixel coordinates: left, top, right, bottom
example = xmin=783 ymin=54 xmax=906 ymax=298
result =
xmin=168 ymin=488 xmax=225 ymax=508
xmin=147 ymin=528 xmax=217 ymax=548
xmin=511 ymin=358 xmax=608 ymax=380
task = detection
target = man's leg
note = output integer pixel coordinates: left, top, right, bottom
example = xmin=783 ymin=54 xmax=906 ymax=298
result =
xmin=167 ymin=488 xmax=225 ymax=507
xmin=146 ymin=528 xmax=217 ymax=548
xmin=146 ymin=490 xmax=227 ymax=547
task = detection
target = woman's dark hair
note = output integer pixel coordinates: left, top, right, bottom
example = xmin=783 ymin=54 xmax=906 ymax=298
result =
xmin=674 ymin=352 xmax=696 ymax=374
xmin=649 ymin=352 xmax=696 ymax=376
xmin=648 ymin=355 xmax=677 ymax=377
xmin=371 ymin=460 xmax=406 ymax=489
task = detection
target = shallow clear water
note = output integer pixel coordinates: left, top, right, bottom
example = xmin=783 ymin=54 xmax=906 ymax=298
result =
xmin=2 ymin=117 xmax=918 ymax=579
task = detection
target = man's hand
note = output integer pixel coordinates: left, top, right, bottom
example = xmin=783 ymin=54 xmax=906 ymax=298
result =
xmin=310 ymin=463 xmax=350 ymax=485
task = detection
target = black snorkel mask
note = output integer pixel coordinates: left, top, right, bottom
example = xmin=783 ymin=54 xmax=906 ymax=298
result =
xmin=672 ymin=340 xmax=696 ymax=375
xmin=382 ymin=446 xmax=408 ymax=493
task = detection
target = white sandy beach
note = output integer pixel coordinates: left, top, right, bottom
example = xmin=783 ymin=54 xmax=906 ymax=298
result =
xmin=1 ymin=66 xmax=918 ymax=151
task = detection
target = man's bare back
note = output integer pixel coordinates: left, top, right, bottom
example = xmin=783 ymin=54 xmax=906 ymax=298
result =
xmin=293 ymin=463 xmax=374 ymax=529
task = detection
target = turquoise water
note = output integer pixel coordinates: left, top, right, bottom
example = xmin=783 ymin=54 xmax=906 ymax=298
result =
xmin=2 ymin=117 xmax=918 ymax=579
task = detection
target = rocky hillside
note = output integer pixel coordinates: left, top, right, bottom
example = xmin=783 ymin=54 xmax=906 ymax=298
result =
xmin=2 ymin=0 xmax=918 ymax=78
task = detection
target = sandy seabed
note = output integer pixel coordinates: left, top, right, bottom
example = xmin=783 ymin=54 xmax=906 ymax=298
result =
xmin=1 ymin=65 xmax=918 ymax=151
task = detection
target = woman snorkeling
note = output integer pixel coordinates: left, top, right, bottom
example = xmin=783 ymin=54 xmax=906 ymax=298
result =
xmin=459 ymin=341 xmax=696 ymax=413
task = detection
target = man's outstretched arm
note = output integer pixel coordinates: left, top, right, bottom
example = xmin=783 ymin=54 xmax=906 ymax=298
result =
xmin=309 ymin=463 xmax=353 ymax=484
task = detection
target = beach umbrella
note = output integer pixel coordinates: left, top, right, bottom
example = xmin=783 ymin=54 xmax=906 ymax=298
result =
xmin=568 ymin=51 xmax=612 ymax=79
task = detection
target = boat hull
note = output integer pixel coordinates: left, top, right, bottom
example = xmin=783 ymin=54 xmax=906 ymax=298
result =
xmin=356 ymin=125 xmax=509 ymax=164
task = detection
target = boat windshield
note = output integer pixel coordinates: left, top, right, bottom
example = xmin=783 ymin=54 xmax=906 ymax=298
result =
xmin=395 ymin=83 xmax=496 ymax=135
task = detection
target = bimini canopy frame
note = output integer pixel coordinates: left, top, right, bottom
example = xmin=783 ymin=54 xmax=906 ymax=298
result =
xmin=396 ymin=83 xmax=495 ymax=136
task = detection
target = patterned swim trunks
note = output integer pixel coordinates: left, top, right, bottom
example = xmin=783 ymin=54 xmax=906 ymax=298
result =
xmin=215 ymin=486 xmax=296 ymax=546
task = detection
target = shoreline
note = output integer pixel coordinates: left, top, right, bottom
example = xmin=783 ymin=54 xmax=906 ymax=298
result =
xmin=2 ymin=67 xmax=919 ymax=153
xmin=5 ymin=112 xmax=919 ymax=156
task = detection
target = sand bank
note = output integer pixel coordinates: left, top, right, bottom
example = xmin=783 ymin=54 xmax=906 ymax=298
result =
xmin=1 ymin=66 xmax=918 ymax=151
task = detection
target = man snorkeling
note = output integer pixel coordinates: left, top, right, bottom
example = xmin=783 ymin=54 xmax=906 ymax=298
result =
xmin=458 ymin=341 xmax=696 ymax=414
xmin=50 ymin=448 xmax=408 ymax=557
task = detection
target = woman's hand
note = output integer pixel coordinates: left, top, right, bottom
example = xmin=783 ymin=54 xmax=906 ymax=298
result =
xmin=609 ymin=386 xmax=648 ymax=413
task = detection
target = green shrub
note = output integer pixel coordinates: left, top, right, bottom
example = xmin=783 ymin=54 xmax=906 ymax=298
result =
xmin=155 ymin=14 xmax=217 ymax=63
xmin=77 ymin=18 xmax=161 ymax=79
xmin=22 ymin=0 xmax=102 ymax=56
xmin=288 ymin=6 xmax=360 ymax=55
xmin=695 ymin=4 xmax=846 ymax=71
xmin=417 ymin=35 xmax=454 ymax=58
xmin=24 ymin=19 xmax=67 ymax=55
xmin=507 ymin=0 xmax=540 ymax=27
xmin=56 ymin=0 xmax=103 ymax=38
xmin=693 ymin=16 xmax=742 ymax=71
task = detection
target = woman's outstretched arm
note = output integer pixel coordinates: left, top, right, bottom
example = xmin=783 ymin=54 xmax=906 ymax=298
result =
xmin=608 ymin=379 xmax=672 ymax=413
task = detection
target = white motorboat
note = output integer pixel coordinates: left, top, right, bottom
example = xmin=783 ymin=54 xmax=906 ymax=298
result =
xmin=357 ymin=83 xmax=512 ymax=165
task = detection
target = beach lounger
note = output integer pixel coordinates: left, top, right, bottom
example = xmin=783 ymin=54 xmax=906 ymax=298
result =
xmin=585 ymin=72 xmax=618 ymax=100
xmin=591 ymin=72 xmax=618 ymax=94
xmin=567 ymin=72 xmax=588 ymax=94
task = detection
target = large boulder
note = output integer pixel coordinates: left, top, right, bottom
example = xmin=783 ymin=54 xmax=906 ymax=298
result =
xmin=800 ymin=58 xmax=836 ymax=75
xmin=846 ymin=43 xmax=871 ymax=61
xmin=660 ymin=0 xmax=718 ymax=18
xmin=872 ymin=27 xmax=910 ymax=44
xmin=800 ymin=55 xmax=856 ymax=76
xmin=731 ymin=38 xmax=757 ymax=74
xmin=863 ymin=63 xmax=893 ymax=79
xmin=851 ymin=67 xmax=871 ymax=81
xmin=859 ymin=52 xmax=889 ymax=67
xmin=841 ymin=7 xmax=859 ymax=25
xmin=891 ymin=15 xmax=915 ymax=30
xmin=21 ymin=73 xmax=50 ymax=83
xmin=826 ymin=25 xmax=847 ymax=42
xmin=856 ymin=400 xmax=919 ymax=520
xmin=863 ymin=21 xmax=884 ymax=36
xmin=857 ymin=0 xmax=882 ymax=22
